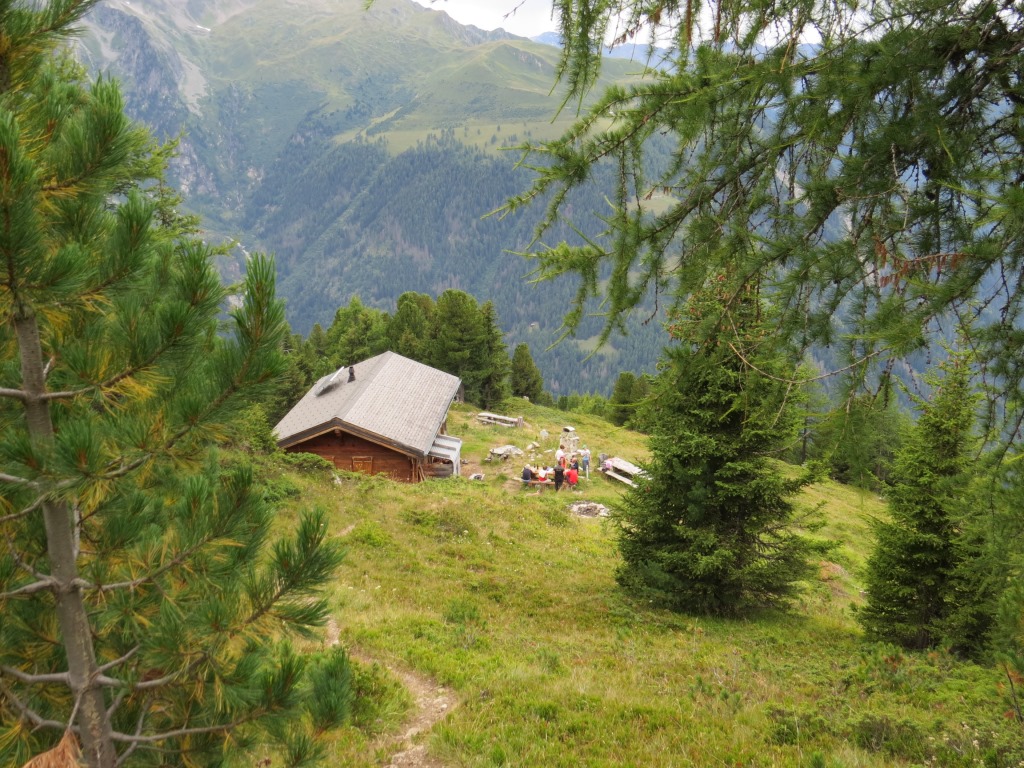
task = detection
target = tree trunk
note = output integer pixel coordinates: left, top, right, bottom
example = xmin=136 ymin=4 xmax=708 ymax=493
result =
xmin=15 ymin=309 xmax=116 ymax=768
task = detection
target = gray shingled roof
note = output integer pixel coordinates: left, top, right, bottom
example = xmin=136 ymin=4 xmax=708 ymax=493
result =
xmin=273 ymin=352 xmax=461 ymax=457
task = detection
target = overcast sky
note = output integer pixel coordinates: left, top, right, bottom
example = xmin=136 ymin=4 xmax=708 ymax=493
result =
xmin=414 ymin=0 xmax=557 ymax=38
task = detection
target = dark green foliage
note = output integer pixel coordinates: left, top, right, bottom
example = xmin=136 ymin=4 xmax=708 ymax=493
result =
xmin=614 ymin=287 xmax=824 ymax=615
xmin=281 ymin=451 xmax=337 ymax=474
xmin=325 ymin=296 xmax=390 ymax=370
xmin=847 ymin=712 xmax=925 ymax=759
xmin=0 ymin=7 xmax=346 ymax=765
xmin=608 ymin=371 xmax=638 ymax=426
xmin=610 ymin=372 xmax=653 ymax=431
xmin=277 ymin=289 xmax=515 ymax=412
xmin=476 ymin=301 xmax=511 ymax=410
xmin=959 ymin=458 xmax=1024 ymax=666
xmin=429 ymin=289 xmax=490 ymax=401
xmin=387 ymin=291 xmax=433 ymax=361
xmin=510 ymin=342 xmax=544 ymax=401
xmin=814 ymin=390 xmax=908 ymax=490
xmin=859 ymin=353 xmax=978 ymax=650
xmin=994 ymin=584 xmax=1024 ymax=723
xmin=305 ymin=647 xmax=355 ymax=735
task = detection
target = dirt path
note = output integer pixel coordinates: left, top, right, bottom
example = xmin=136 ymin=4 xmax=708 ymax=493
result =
xmin=325 ymin=620 xmax=456 ymax=768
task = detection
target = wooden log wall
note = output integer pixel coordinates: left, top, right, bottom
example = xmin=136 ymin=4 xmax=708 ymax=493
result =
xmin=287 ymin=430 xmax=417 ymax=482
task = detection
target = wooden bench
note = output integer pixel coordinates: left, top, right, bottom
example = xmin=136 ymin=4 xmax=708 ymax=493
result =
xmin=478 ymin=412 xmax=524 ymax=428
xmin=520 ymin=479 xmax=552 ymax=492
xmin=602 ymin=469 xmax=636 ymax=488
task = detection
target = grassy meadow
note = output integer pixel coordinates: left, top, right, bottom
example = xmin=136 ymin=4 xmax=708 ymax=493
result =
xmin=263 ymin=402 xmax=1022 ymax=767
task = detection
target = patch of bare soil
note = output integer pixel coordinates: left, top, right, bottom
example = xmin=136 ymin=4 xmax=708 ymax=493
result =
xmin=325 ymin=624 xmax=457 ymax=768
xmin=818 ymin=560 xmax=851 ymax=599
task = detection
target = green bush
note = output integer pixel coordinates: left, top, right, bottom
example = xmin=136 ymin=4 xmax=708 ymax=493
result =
xmin=847 ymin=712 xmax=924 ymax=759
xmin=349 ymin=661 xmax=412 ymax=733
xmin=261 ymin=475 xmax=301 ymax=503
xmin=765 ymin=706 xmax=831 ymax=746
xmin=350 ymin=522 xmax=393 ymax=549
xmin=234 ymin=403 xmax=280 ymax=454
xmin=281 ymin=451 xmax=336 ymax=473
xmin=403 ymin=507 xmax=475 ymax=540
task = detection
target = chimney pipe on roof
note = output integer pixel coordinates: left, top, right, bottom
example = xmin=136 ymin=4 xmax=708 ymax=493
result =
xmin=348 ymin=366 xmax=355 ymax=382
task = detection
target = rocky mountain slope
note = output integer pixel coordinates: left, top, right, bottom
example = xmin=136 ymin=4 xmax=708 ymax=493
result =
xmin=76 ymin=0 xmax=666 ymax=394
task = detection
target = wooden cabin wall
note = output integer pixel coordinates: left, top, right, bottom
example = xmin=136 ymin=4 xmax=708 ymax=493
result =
xmin=287 ymin=431 xmax=417 ymax=482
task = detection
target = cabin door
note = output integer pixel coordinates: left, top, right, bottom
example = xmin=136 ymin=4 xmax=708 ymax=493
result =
xmin=351 ymin=456 xmax=373 ymax=474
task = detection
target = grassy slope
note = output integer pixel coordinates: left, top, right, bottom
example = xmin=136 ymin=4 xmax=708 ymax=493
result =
xmin=269 ymin=402 xmax=1018 ymax=767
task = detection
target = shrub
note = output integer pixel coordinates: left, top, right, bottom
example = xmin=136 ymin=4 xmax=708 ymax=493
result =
xmin=281 ymin=451 xmax=336 ymax=473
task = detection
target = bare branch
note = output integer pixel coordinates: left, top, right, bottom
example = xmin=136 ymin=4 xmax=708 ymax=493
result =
xmin=0 ymin=666 xmax=71 ymax=685
xmin=0 ymin=577 xmax=57 ymax=599
xmin=0 ymin=679 xmax=69 ymax=732
xmin=97 ymin=535 xmax=219 ymax=593
xmin=111 ymin=718 xmax=248 ymax=744
xmin=0 ymin=471 xmax=37 ymax=487
xmin=1 ymin=531 xmax=49 ymax=582
xmin=134 ymin=672 xmax=179 ymax=691
xmin=97 ymin=646 xmax=140 ymax=674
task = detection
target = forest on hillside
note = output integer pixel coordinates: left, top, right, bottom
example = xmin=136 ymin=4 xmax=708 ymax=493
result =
xmin=242 ymin=126 xmax=667 ymax=395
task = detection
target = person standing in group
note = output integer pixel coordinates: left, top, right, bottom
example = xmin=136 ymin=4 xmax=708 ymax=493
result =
xmin=581 ymin=446 xmax=591 ymax=479
xmin=566 ymin=464 xmax=579 ymax=490
xmin=553 ymin=463 xmax=565 ymax=491
xmin=555 ymin=445 xmax=565 ymax=468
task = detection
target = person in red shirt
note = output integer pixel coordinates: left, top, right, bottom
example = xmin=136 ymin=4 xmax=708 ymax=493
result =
xmin=566 ymin=466 xmax=579 ymax=490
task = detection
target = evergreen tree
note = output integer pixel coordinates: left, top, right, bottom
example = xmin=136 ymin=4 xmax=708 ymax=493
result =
xmin=477 ymin=301 xmax=511 ymax=410
xmin=510 ymin=342 xmax=544 ymax=401
xmin=859 ymin=352 xmax=979 ymax=650
xmin=0 ymin=6 xmax=345 ymax=766
xmin=608 ymin=371 xmax=638 ymax=426
xmin=386 ymin=291 xmax=433 ymax=361
xmin=299 ymin=323 xmax=330 ymax=383
xmin=625 ymin=374 xmax=653 ymax=432
xmin=429 ymin=289 xmax=484 ymax=397
xmin=265 ymin=330 xmax=312 ymax=424
xmin=817 ymin=389 xmax=907 ymax=490
xmin=324 ymin=296 xmax=389 ymax=369
xmin=615 ymin=284 xmax=822 ymax=615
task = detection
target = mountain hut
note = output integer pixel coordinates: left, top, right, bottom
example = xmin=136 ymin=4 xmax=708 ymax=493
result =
xmin=274 ymin=351 xmax=463 ymax=482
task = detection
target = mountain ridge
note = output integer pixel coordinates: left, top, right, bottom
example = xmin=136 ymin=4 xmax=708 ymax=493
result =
xmin=76 ymin=0 xmax=667 ymax=395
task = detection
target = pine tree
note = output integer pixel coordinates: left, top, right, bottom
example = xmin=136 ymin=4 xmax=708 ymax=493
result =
xmin=615 ymin=284 xmax=822 ymax=615
xmin=427 ymin=290 xmax=512 ymax=407
xmin=299 ymin=323 xmax=330 ymax=383
xmin=324 ymin=296 xmax=389 ymax=369
xmin=817 ymin=390 xmax=907 ymax=490
xmin=859 ymin=352 xmax=979 ymax=650
xmin=948 ymin=455 xmax=1024 ymax=658
xmin=477 ymin=301 xmax=511 ymax=410
xmin=624 ymin=374 xmax=653 ymax=432
xmin=0 ymin=6 xmax=346 ymax=765
xmin=386 ymin=291 xmax=433 ymax=361
xmin=510 ymin=342 xmax=544 ymax=401
xmin=608 ymin=372 xmax=637 ymax=427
